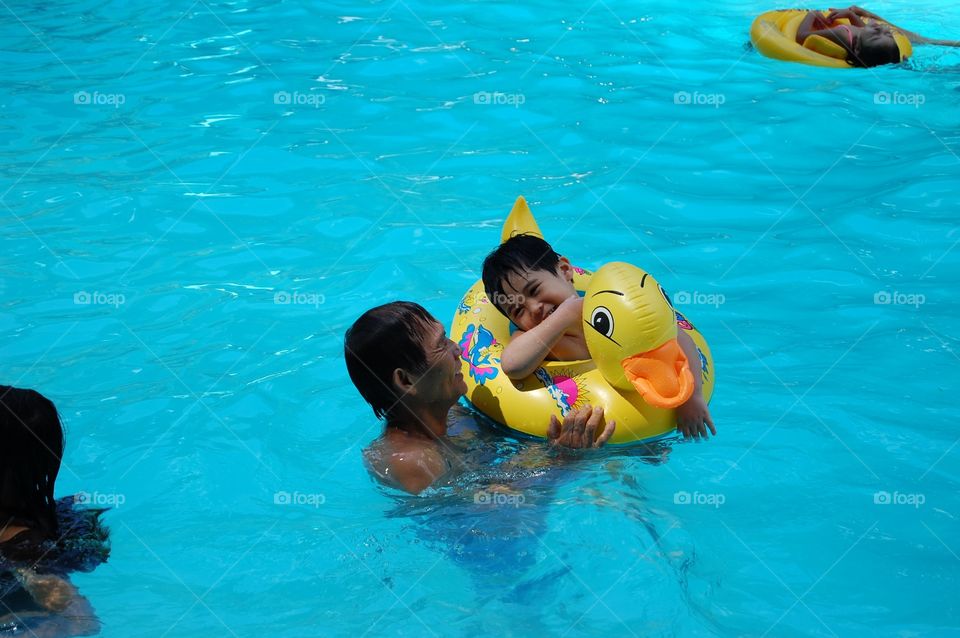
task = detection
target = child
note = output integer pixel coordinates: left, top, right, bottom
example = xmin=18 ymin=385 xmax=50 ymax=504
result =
xmin=481 ymin=234 xmax=715 ymax=440
xmin=0 ymin=385 xmax=110 ymax=636
xmin=796 ymin=5 xmax=960 ymax=67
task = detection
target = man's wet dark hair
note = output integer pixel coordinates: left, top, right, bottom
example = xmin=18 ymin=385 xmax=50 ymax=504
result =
xmin=0 ymin=385 xmax=64 ymax=538
xmin=344 ymin=301 xmax=437 ymax=420
xmin=482 ymin=234 xmax=561 ymax=317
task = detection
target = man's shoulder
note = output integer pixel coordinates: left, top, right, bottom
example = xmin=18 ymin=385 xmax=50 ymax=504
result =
xmin=364 ymin=433 xmax=447 ymax=494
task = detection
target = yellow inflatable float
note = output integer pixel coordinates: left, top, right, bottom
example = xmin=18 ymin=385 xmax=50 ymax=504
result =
xmin=451 ymin=197 xmax=714 ymax=444
xmin=750 ymin=9 xmax=911 ymax=67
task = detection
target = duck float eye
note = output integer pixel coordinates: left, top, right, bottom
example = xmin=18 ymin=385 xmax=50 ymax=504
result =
xmin=589 ymin=306 xmax=615 ymax=339
xmin=659 ymin=284 xmax=672 ymax=307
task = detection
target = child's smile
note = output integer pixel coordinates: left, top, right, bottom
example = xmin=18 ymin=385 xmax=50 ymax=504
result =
xmin=498 ymin=260 xmax=577 ymax=331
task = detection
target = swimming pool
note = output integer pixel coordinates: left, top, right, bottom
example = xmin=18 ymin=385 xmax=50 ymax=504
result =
xmin=2 ymin=0 xmax=959 ymax=635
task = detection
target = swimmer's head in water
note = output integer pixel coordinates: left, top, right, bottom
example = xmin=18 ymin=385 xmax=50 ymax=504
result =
xmin=345 ymin=301 xmax=435 ymax=419
xmin=345 ymin=301 xmax=464 ymax=420
xmin=850 ymin=23 xmax=903 ymax=67
xmin=0 ymin=385 xmax=64 ymax=537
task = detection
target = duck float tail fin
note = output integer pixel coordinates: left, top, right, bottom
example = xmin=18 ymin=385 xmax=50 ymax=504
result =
xmin=501 ymin=196 xmax=544 ymax=243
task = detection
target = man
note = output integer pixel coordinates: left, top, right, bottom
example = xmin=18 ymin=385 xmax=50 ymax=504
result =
xmin=344 ymin=301 xmax=615 ymax=494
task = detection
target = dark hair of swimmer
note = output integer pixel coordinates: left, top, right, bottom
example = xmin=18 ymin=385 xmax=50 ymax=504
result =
xmin=344 ymin=301 xmax=438 ymax=420
xmin=849 ymin=23 xmax=902 ymax=67
xmin=481 ymin=233 xmax=562 ymax=318
xmin=0 ymin=386 xmax=64 ymax=538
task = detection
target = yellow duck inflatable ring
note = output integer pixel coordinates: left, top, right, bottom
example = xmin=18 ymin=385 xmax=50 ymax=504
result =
xmin=451 ymin=196 xmax=715 ymax=444
xmin=750 ymin=9 xmax=911 ymax=68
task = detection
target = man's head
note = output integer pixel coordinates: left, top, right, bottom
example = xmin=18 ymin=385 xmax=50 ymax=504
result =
xmin=481 ymin=234 xmax=577 ymax=331
xmin=344 ymin=301 xmax=466 ymax=421
xmin=851 ymin=23 xmax=902 ymax=67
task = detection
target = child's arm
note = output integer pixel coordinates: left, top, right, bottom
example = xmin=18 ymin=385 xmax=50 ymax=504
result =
xmin=675 ymin=329 xmax=716 ymax=440
xmin=837 ymin=6 xmax=910 ymax=32
xmin=547 ymin=331 xmax=591 ymax=362
xmin=501 ymin=295 xmax=583 ymax=379
xmin=823 ymin=8 xmax=866 ymax=27
xmin=796 ymin=10 xmax=859 ymax=47
xmin=836 ymin=6 xmax=960 ymax=46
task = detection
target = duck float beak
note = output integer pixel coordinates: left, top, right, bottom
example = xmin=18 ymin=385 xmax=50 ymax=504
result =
xmin=620 ymin=339 xmax=695 ymax=409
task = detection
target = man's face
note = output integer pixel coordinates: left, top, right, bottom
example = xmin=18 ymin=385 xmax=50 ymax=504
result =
xmin=410 ymin=321 xmax=468 ymax=403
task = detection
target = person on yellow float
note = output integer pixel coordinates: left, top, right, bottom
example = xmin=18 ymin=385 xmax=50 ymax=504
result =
xmin=481 ymin=234 xmax=715 ymax=441
xmin=796 ymin=6 xmax=959 ymax=67
xmin=751 ymin=5 xmax=959 ymax=68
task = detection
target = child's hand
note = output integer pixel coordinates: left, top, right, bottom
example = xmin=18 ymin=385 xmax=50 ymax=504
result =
xmin=847 ymin=5 xmax=877 ymax=19
xmin=811 ymin=12 xmax=833 ymax=29
xmin=554 ymin=295 xmax=584 ymax=329
xmin=675 ymin=394 xmax=716 ymax=441
xmin=826 ymin=8 xmax=865 ymax=26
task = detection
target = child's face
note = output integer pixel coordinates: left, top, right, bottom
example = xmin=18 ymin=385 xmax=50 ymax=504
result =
xmin=856 ymin=23 xmax=900 ymax=65
xmin=496 ymin=258 xmax=576 ymax=331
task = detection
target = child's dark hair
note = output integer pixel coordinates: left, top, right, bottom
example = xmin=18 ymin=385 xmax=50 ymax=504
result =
xmin=849 ymin=32 xmax=902 ymax=67
xmin=481 ymin=234 xmax=560 ymax=317
xmin=0 ymin=386 xmax=64 ymax=538
xmin=344 ymin=301 xmax=437 ymax=420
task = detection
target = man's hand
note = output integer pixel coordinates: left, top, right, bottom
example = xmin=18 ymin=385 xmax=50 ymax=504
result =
xmin=548 ymin=405 xmax=615 ymax=449
xmin=15 ymin=569 xmax=76 ymax=612
xmin=675 ymin=394 xmax=716 ymax=441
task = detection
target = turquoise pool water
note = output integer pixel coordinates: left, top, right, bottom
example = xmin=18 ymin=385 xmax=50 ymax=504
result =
xmin=2 ymin=0 xmax=959 ymax=635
